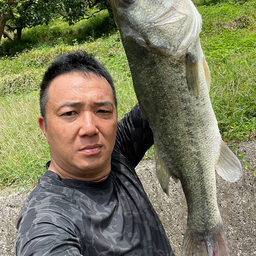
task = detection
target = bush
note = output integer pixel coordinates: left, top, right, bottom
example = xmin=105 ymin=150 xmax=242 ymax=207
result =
xmin=196 ymin=0 xmax=248 ymax=6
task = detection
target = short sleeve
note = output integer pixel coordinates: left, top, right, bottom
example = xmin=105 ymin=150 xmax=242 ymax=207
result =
xmin=16 ymin=194 xmax=83 ymax=256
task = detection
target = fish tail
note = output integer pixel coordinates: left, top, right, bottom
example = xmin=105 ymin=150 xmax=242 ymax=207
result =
xmin=182 ymin=225 xmax=230 ymax=256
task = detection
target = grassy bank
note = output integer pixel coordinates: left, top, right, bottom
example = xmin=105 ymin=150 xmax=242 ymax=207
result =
xmin=0 ymin=1 xmax=256 ymax=188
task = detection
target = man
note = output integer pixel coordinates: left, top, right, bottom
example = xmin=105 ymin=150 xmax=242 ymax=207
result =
xmin=16 ymin=51 xmax=175 ymax=255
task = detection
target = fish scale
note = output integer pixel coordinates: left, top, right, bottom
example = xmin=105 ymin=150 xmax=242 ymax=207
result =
xmin=110 ymin=0 xmax=242 ymax=255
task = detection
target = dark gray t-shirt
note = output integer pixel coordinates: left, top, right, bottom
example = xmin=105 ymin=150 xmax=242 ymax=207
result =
xmin=16 ymin=104 xmax=175 ymax=256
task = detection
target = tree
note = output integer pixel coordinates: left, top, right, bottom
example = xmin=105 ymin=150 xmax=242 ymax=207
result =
xmin=0 ymin=0 xmax=111 ymax=44
xmin=0 ymin=0 xmax=15 ymax=43
xmin=12 ymin=0 xmax=61 ymax=40
xmin=0 ymin=0 xmax=44 ymax=43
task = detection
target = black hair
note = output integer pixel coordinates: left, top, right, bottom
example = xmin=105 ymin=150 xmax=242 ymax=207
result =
xmin=39 ymin=51 xmax=117 ymax=119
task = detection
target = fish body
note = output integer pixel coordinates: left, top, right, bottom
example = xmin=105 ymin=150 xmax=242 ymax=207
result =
xmin=110 ymin=0 xmax=242 ymax=255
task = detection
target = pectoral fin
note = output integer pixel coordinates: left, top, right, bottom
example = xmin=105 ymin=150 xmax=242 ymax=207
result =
xmin=203 ymin=55 xmax=211 ymax=92
xmin=215 ymin=140 xmax=243 ymax=182
xmin=186 ymin=52 xmax=199 ymax=97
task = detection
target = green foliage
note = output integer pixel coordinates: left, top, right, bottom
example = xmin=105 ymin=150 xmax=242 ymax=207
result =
xmin=61 ymin=0 xmax=89 ymax=25
xmin=1 ymin=0 xmax=112 ymax=44
xmin=0 ymin=0 xmax=8 ymax=13
xmin=0 ymin=10 xmax=116 ymax=55
xmin=14 ymin=0 xmax=60 ymax=28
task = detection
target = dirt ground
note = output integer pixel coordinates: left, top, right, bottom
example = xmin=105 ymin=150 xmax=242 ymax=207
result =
xmin=0 ymin=140 xmax=255 ymax=256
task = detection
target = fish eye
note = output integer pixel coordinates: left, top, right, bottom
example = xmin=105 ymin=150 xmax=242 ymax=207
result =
xmin=121 ymin=0 xmax=136 ymax=5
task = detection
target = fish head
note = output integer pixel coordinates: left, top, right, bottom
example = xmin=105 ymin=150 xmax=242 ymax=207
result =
xmin=110 ymin=0 xmax=202 ymax=57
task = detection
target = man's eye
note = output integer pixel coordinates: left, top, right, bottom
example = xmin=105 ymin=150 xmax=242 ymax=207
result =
xmin=96 ymin=109 xmax=113 ymax=118
xmin=97 ymin=109 xmax=109 ymax=114
xmin=63 ymin=111 xmax=76 ymax=116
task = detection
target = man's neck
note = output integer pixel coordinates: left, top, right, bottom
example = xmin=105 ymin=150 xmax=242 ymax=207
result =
xmin=47 ymin=161 xmax=111 ymax=182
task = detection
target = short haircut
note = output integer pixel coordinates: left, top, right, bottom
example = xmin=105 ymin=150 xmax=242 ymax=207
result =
xmin=39 ymin=51 xmax=117 ymax=119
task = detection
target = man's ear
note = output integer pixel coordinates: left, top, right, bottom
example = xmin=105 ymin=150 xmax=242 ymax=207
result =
xmin=38 ymin=116 xmax=48 ymax=143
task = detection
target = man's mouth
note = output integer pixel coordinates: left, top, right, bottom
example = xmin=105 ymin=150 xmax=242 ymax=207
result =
xmin=79 ymin=144 xmax=102 ymax=156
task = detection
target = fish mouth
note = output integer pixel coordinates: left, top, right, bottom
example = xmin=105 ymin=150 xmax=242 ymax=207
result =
xmin=139 ymin=1 xmax=202 ymax=57
xmin=147 ymin=4 xmax=186 ymax=27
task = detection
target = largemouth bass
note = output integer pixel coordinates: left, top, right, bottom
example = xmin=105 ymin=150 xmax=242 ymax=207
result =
xmin=110 ymin=0 xmax=243 ymax=255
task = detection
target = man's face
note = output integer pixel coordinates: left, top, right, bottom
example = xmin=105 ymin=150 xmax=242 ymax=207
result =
xmin=38 ymin=71 xmax=117 ymax=181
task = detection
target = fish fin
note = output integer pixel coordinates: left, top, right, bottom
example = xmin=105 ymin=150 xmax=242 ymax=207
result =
xmin=215 ymin=140 xmax=243 ymax=182
xmin=182 ymin=224 xmax=230 ymax=256
xmin=203 ymin=55 xmax=211 ymax=92
xmin=186 ymin=52 xmax=199 ymax=97
xmin=155 ymin=143 xmax=170 ymax=195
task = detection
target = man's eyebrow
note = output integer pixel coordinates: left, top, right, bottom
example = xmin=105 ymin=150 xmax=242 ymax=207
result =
xmin=95 ymin=101 xmax=114 ymax=109
xmin=57 ymin=101 xmax=114 ymax=111
xmin=57 ymin=102 xmax=82 ymax=111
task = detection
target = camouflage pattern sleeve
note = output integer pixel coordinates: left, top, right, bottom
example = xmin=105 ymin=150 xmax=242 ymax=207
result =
xmin=16 ymin=187 xmax=83 ymax=256
xmin=115 ymin=103 xmax=154 ymax=167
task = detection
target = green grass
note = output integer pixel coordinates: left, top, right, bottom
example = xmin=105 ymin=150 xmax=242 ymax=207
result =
xmin=0 ymin=93 xmax=49 ymax=188
xmin=0 ymin=1 xmax=256 ymax=188
xmin=197 ymin=1 xmax=256 ymax=141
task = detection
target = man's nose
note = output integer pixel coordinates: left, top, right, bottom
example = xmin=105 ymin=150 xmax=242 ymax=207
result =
xmin=79 ymin=111 xmax=99 ymax=137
